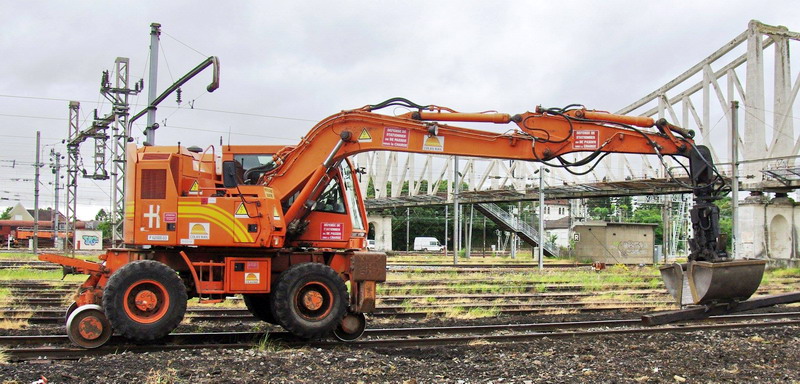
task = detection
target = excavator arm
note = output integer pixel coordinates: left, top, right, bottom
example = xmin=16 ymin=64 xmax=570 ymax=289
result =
xmin=265 ymin=98 xmax=764 ymax=307
xmin=265 ymin=100 xmax=697 ymax=224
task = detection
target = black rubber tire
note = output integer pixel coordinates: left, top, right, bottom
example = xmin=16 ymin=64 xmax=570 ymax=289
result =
xmin=243 ymin=294 xmax=278 ymax=324
xmin=270 ymin=263 xmax=348 ymax=340
xmin=102 ymin=260 xmax=188 ymax=342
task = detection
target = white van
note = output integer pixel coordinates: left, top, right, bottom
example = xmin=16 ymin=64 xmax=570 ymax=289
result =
xmin=413 ymin=237 xmax=444 ymax=252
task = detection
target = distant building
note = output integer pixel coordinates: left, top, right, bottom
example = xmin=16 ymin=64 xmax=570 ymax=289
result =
xmin=7 ymin=203 xmax=33 ymax=221
xmin=539 ymin=199 xmax=572 ymax=250
xmin=571 ymin=221 xmax=657 ymax=264
xmin=0 ymin=203 xmax=86 ymax=247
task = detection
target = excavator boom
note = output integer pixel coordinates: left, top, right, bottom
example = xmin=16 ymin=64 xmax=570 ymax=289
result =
xmin=264 ymin=98 xmax=764 ymax=307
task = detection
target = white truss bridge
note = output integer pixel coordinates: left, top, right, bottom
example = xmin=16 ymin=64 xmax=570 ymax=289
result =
xmin=357 ymin=20 xmax=800 ymax=209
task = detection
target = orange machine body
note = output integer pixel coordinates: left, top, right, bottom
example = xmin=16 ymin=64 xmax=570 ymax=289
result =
xmin=40 ymin=99 xmax=700 ymax=347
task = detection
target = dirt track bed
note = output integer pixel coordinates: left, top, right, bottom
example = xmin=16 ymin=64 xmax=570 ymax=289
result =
xmin=2 ymin=324 xmax=799 ymax=383
xmin=2 ymin=310 xmax=800 ymax=383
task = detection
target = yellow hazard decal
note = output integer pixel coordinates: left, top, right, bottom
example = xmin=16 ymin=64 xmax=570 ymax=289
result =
xmin=358 ymin=128 xmax=372 ymax=142
xmin=423 ymin=135 xmax=445 ymax=152
xmin=263 ymin=187 xmax=274 ymax=199
xmin=245 ymin=272 xmax=260 ymax=284
xmin=188 ymin=222 xmax=210 ymax=240
xmin=189 ymin=180 xmax=200 ymax=194
xmin=178 ymin=201 xmax=254 ymax=243
xmin=235 ymin=203 xmax=249 ymax=218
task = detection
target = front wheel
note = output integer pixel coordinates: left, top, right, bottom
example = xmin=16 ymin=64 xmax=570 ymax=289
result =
xmin=103 ymin=260 xmax=188 ymax=341
xmin=270 ymin=263 xmax=348 ymax=340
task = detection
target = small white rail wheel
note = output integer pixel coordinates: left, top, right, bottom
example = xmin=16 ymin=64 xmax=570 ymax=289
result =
xmin=66 ymin=304 xmax=112 ymax=349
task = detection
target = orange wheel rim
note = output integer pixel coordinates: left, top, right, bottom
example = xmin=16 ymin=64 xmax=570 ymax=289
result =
xmin=123 ymin=279 xmax=170 ymax=324
xmin=78 ymin=315 xmax=104 ymax=340
xmin=294 ymin=281 xmax=334 ymax=321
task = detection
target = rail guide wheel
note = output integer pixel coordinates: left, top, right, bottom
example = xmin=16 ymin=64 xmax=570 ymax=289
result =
xmin=66 ymin=304 xmax=112 ymax=349
xmin=65 ymin=301 xmax=78 ymax=322
xmin=333 ymin=312 xmax=366 ymax=341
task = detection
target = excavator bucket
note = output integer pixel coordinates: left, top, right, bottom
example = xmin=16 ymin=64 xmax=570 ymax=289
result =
xmin=660 ymin=259 xmax=767 ymax=306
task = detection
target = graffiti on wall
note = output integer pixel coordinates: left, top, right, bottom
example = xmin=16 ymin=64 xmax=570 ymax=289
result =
xmin=616 ymin=240 xmax=647 ymax=256
xmin=75 ymin=230 xmax=103 ymax=250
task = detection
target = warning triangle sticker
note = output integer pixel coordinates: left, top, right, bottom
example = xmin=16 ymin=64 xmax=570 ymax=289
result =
xmin=273 ymin=206 xmax=281 ymax=220
xmin=189 ymin=181 xmax=200 ymax=194
xmin=235 ymin=203 xmax=248 ymax=217
xmin=358 ymin=128 xmax=372 ymax=142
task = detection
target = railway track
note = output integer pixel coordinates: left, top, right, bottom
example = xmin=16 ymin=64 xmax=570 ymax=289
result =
xmin=0 ymin=260 xmax=61 ymax=270
xmin=4 ymin=311 xmax=800 ymax=361
xmin=3 ymin=301 xmax=672 ymax=325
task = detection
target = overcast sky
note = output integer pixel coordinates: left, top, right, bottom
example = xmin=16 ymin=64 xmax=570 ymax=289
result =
xmin=0 ymin=1 xmax=798 ymax=220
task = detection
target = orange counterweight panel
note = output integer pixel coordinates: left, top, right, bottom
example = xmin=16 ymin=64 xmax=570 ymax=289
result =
xmin=224 ymin=258 xmax=271 ymax=293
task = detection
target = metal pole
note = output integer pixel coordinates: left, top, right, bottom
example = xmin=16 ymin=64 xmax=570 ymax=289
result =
xmin=538 ymin=168 xmax=546 ymax=270
xmin=510 ymin=207 xmax=517 ymax=259
xmin=51 ymin=149 xmax=61 ymax=250
xmin=731 ymin=100 xmax=740 ymax=259
xmin=518 ymin=201 xmax=522 ymax=257
xmin=482 ymin=217 xmax=486 ymax=257
xmin=662 ymin=198 xmax=670 ymax=261
xmin=144 ymin=22 xmax=161 ymax=145
xmin=405 ymin=207 xmax=410 ymax=252
xmin=466 ymin=204 xmax=473 ymax=258
xmin=453 ymin=156 xmax=460 ymax=264
xmin=33 ymin=131 xmax=41 ymax=253
xmin=444 ymin=205 xmax=449 ymax=258
xmin=66 ymin=101 xmax=79 ymax=254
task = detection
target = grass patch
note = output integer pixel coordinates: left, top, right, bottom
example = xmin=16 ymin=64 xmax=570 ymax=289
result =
xmin=0 ymin=308 xmax=32 ymax=330
xmin=144 ymin=367 xmax=179 ymax=384
xmin=0 ymin=267 xmax=86 ymax=281
xmin=187 ymin=297 xmax=245 ymax=308
xmin=0 ymin=319 xmax=27 ymax=330
xmin=542 ymin=308 xmax=580 ymax=315
xmin=0 ymin=251 xmax=102 ymax=262
xmin=767 ymin=268 xmax=800 ymax=279
xmin=254 ymin=333 xmax=284 ymax=353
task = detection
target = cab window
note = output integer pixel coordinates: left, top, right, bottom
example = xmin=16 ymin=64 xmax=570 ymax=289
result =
xmin=313 ymin=177 xmax=346 ymax=214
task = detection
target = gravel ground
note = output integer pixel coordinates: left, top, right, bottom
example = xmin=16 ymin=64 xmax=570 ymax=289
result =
xmin=2 ymin=310 xmax=799 ymax=383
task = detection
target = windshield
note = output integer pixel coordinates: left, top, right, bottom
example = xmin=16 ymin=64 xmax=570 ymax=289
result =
xmin=340 ymin=161 xmax=364 ymax=230
xmin=234 ymin=154 xmax=275 ymax=172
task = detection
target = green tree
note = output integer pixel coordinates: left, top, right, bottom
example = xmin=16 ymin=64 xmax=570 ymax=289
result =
xmin=630 ymin=207 xmax=663 ymax=245
xmin=586 ymin=197 xmax=612 ymax=220
xmin=0 ymin=207 xmax=12 ymax=220
xmin=715 ymin=197 xmax=732 ymax=249
xmin=95 ymin=209 xmax=112 ymax=241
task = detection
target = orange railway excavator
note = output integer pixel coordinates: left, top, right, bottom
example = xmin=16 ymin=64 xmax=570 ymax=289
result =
xmin=41 ymin=98 xmax=764 ymax=348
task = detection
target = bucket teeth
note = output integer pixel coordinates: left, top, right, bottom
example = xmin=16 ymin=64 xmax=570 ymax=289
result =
xmin=660 ymin=260 xmax=766 ymax=306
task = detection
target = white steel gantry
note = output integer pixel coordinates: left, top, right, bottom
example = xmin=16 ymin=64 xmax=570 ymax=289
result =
xmin=358 ymin=20 xmax=800 ymax=203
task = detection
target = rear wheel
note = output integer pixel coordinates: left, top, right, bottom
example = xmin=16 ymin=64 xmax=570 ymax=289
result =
xmin=103 ymin=260 xmax=187 ymax=341
xmin=270 ymin=263 xmax=347 ymax=340
xmin=243 ymin=294 xmax=278 ymax=324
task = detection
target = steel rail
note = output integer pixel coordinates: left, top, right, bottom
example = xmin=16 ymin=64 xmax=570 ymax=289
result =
xmin=5 ymin=313 xmax=800 ymax=360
